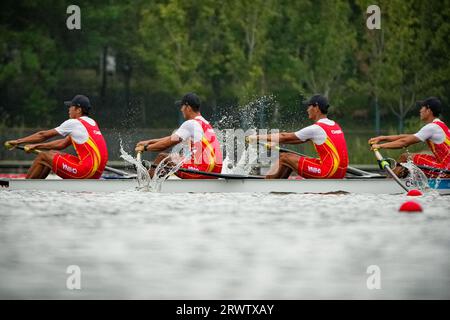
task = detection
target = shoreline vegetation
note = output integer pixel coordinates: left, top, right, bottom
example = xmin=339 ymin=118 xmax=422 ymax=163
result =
xmin=0 ymin=1 xmax=448 ymax=133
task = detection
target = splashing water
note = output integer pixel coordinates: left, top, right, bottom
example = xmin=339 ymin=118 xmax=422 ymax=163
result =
xmin=214 ymin=95 xmax=276 ymax=131
xmin=233 ymin=143 xmax=259 ymax=175
xmin=427 ymin=165 xmax=449 ymax=191
xmin=212 ymin=95 xmax=308 ymax=176
xmin=401 ymin=160 xmax=431 ymax=192
xmin=434 ymin=172 xmax=443 ymax=191
xmin=401 ymin=150 xmax=445 ymax=194
xmin=119 ymin=141 xmax=189 ymax=192
xmin=220 ymin=128 xmax=260 ymax=175
xmin=119 ymin=144 xmax=151 ymax=190
xmin=146 ymin=154 xmax=186 ymax=192
xmin=221 ymin=155 xmax=234 ymax=174
xmin=213 ymin=96 xmax=279 ymax=176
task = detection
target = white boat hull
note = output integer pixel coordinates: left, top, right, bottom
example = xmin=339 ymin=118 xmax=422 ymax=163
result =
xmin=1 ymin=178 xmax=449 ymax=194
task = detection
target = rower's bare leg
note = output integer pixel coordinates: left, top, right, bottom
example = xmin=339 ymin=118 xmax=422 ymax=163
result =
xmin=265 ymin=159 xmax=293 ymax=179
xmin=393 ymin=153 xmax=410 ymax=178
xmin=265 ymin=153 xmax=300 ymax=179
xmin=26 ymin=152 xmax=55 ymax=179
xmin=265 ymin=159 xmax=280 ymax=176
xmin=149 ymin=152 xmax=175 ymax=178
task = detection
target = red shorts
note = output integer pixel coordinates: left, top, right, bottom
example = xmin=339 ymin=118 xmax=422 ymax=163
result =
xmin=52 ymin=153 xmax=103 ymax=179
xmin=413 ymin=154 xmax=450 ymax=178
xmin=297 ymin=156 xmax=345 ymax=179
xmin=175 ymin=163 xmax=222 ymax=179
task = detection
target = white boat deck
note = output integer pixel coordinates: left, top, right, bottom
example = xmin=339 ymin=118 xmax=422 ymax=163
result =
xmin=1 ymin=178 xmax=449 ymax=194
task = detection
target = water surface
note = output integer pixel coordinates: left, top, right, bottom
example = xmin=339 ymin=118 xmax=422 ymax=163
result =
xmin=0 ymin=190 xmax=449 ymax=299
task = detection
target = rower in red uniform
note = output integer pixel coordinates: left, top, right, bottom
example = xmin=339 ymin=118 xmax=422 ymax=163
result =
xmin=369 ymin=97 xmax=449 ymax=178
xmin=5 ymin=95 xmax=108 ymax=179
xmin=249 ymin=94 xmax=348 ymax=179
xmin=135 ymin=93 xmax=222 ymax=179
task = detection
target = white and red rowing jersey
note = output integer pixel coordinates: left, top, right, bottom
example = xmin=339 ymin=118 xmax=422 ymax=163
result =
xmin=294 ymin=118 xmax=349 ymax=178
xmin=174 ymin=115 xmax=222 ymax=173
xmin=54 ymin=116 xmax=108 ymax=178
xmin=414 ymin=119 xmax=450 ymax=166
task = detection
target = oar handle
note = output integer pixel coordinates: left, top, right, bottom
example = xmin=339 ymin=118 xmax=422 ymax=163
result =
xmin=372 ymin=148 xmax=391 ymax=170
xmin=4 ymin=141 xmax=14 ymax=150
xmin=371 ymin=147 xmax=409 ymax=192
xmin=4 ymin=142 xmax=41 ymax=154
xmin=372 ymin=148 xmax=382 ymax=160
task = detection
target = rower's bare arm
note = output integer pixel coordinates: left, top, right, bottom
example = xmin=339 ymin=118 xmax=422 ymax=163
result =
xmin=8 ymin=129 xmax=60 ymax=145
xmin=137 ymin=138 xmax=159 ymax=146
xmin=31 ymin=136 xmax=72 ymax=151
xmin=147 ymin=135 xmax=180 ymax=152
xmin=279 ymin=132 xmax=303 ymax=144
xmin=247 ymin=133 xmax=278 ymax=143
xmin=135 ymin=138 xmax=162 ymax=152
xmin=248 ymin=132 xmax=302 ymax=145
xmin=372 ymin=135 xmax=420 ymax=150
xmin=369 ymin=134 xmax=410 ymax=145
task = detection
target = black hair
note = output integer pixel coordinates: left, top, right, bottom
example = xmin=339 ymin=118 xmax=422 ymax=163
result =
xmin=187 ymin=104 xmax=200 ymax=112
xmin=311 ymin=103 xmax=329 ymax=114
xmin=418 ymin=97 xmax=442 ymax=117
xmin=75 ymin=106 xmax=90 ymax=116
xmin=318 ymin=104 xmax=329 ymax=115
xmin=426 ymin=106 xmax=440 ymax=117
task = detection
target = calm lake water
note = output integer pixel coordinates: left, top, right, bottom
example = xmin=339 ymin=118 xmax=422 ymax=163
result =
xmin=0 ymin=189 xmax=449 ymax=299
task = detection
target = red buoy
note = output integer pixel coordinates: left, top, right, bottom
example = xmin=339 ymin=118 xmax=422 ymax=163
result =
xmin=407 ymin=189 xmax=423 ymax=196
xmin=399 ymin=201 xmax=423 ymax=213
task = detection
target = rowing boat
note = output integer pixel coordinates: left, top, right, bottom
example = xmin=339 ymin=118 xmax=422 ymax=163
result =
xmin=1 ymin=178 xmax=449 ymax=194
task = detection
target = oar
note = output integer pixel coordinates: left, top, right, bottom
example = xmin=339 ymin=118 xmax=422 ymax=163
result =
xmin=372 ymin=147 xmax=409 ymax=192
xmin=135 ymin=150 xmax=262 ymax=179
xmin=146 ymin=163 xmax=264 ymax=180
xmin=250 ymin=140 xmax=381 ymax=177
xmin=103 ymin=166 xmax=136 ymax=178
xmin=5 ymin=142 xmax=40 ymax=154
xmin=4 ymin=142 xmax=136 ymax=178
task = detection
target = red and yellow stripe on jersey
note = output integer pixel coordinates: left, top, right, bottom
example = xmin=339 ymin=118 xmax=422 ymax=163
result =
xmin=297 ymin=121 xmax=349 ymax=179
xmin=413 ymin=120 xmax=450 ymax=178
xmin=52 ymin=118 xmax=108 ymax=179
xmin=176 ymin=116 xmax=223 ymax=179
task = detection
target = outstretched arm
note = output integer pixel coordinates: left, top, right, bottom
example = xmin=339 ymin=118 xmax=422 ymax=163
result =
xmin=248 ymin=132 xmax=304 ymax=145
xmin=26 ymin=136 xmax=72 ymax=151
xmin=371 ymin=134 xmax=420 ymax=150
xmin=7 ymin=129 xmax=61 ymax=146
xmin=369 ymin=134 xmax=411 ymax=145
xmin=136 ymin=138 xmax=160 ymax=147
xmin=136 ymin=137 xmax=166 ymax=152
xmin=136 ymin=135 xmax=181 ymax=152
xmin=279 ymin=132 xmax=304 ymax=144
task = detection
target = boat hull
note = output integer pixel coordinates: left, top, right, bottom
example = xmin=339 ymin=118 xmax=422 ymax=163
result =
xmin=1 ymin=178 xmax=449 ymax=194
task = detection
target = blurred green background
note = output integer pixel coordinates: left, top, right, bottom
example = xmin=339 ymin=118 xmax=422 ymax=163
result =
xmin=0 ymin=0 xmax=449 ymax=163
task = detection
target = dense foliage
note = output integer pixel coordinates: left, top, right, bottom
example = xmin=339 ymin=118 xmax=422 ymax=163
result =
xmin=0 ymin=0 xmax=449 ymax=133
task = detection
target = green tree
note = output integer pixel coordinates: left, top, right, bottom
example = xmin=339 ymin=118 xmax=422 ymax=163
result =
xmin=354 ymin=0 xmax=450 ymax=133
xmin=275 ymin=1 xmax=356 ymax=101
